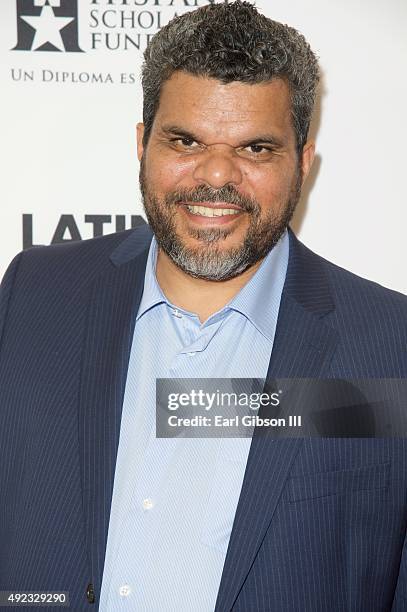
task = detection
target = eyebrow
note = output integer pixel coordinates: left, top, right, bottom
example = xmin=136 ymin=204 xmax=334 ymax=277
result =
xmin=160 ymin=125 xmax=202 ymax=143
xmin=160 ymin=124 xmax=285 ymax=149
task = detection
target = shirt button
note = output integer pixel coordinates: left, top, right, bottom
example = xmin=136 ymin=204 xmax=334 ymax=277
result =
xmin=119 ymin=584 xmax=131 ymax=597
xmin=142 ymin=497 xmax=154 ymax=510
xmin=187 ymin=352 xmax=196 ymax=357
xmin=86 ymin=583 xmax=95 ymax=604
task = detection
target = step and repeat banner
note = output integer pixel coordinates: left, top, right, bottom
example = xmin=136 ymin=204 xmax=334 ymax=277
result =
xmin=1 ymin=0 xmax=406 ymax=293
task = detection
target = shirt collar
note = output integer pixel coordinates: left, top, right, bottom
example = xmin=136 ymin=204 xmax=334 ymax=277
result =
xmin=137 ymin=231 xmax=289 ymax=341
xmin=227 ymin=231 xmax=289 ymax=341
xmin=136 ymin=238 xmax=166 ymax=321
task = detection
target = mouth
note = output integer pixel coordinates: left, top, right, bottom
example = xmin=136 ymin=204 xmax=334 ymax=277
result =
xmin=179 ymin=201 xmax=245 ymax=224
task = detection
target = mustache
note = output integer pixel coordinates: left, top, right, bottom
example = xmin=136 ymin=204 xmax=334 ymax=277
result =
xmin=164 ymin=184 xmax=259 ymax=213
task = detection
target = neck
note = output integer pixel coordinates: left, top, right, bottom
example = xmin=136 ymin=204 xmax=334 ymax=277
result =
xmin=155 ymin=248 xmax=263 ymax=323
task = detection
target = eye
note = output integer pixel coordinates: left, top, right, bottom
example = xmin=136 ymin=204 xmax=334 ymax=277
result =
xmin=171 ymin=136 xmax=200 ymax=150
xmin=179 ymin=137 xmax=195 ymax=147
xmin=247 ymin=144 xmax=272 ymax=155
xmin=238 ymin=143 xmax=275 ymax=161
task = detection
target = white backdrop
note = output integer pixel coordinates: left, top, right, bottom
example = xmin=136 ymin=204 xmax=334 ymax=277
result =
xmin=1 ymin=0 xmax=406 ymax=294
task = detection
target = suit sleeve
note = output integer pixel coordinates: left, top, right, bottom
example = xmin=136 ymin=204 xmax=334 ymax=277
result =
xmin=0 ymin=252 xmax=23 ymax=354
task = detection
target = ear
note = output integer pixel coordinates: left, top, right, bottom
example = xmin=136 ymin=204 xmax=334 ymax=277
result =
xmin=300 ymin=140 xmax=315 ymax=185
xmin=136 ymin=123 xmax=145 ymax=161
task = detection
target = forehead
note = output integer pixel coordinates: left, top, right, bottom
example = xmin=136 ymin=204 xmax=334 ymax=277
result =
xmin=153 ymin=71 xmax=294 ymax=145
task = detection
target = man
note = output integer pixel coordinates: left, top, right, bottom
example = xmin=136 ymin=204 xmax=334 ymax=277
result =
xmin=0 ymin=1 xmax=406 ymax=610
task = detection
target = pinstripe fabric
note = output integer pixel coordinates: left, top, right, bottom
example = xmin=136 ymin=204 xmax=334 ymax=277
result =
xmin=0 ymin=225 xmax=406 ymax=611
xmin=0 ymin=229 xmax=146 ymax=610
xmin=214 ymin=240 xmax=407 ymax=612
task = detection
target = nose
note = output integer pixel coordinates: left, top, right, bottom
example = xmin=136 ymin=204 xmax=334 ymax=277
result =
xmin=192 ymin=145 xmax=243 ymax=189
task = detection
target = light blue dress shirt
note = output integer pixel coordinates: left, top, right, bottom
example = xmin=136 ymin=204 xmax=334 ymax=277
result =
xmin=99 ymin=231 xmax=289 ymax=611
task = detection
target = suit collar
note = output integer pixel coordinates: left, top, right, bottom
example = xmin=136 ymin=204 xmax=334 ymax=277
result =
xmin=285 ymin=227 xmax=335 ymax=317
xmin=109 ymin=222 xmax=153 ymax=266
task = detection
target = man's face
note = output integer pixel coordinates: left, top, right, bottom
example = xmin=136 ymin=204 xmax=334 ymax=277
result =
xmin=137 ymin=71 xmax=314 ymax=281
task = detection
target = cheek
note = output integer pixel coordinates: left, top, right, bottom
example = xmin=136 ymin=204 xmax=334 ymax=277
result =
xmin=146 ymin=151 xmax=194 ymax=193
xmin=245 ymin=161 xmax=298 ymax=210
xmin=245 ymin=173 xmax=291 ymax=211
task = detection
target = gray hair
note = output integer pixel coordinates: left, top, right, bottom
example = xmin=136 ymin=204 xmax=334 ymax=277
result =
xmin=141 ymin=0 xmax=319 ymax=154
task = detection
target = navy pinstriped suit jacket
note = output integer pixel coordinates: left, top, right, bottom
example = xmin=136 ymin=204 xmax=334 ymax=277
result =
xmin=0 ymin=225 xmax=406 ymax=611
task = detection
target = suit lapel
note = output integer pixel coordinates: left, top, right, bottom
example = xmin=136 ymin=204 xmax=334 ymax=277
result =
xmin=78 ymin=225 xmax=152 ymax=596
xmin=215 ymin=230 xmax=340 ymax=612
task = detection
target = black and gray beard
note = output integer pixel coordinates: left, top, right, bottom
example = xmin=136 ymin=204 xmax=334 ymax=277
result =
xmin=139 ymin=158 xmax=302 ymax=281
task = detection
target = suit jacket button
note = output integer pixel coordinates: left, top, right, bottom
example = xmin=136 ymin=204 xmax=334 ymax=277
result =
xmin=86 ymin=583 xmax=95 ymax=604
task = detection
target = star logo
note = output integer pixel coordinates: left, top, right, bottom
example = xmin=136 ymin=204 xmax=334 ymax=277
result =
xmin=13 ymin=0 xmax=83 ymax=53
xmin=21 ymin=5 xmax=74 ymax=51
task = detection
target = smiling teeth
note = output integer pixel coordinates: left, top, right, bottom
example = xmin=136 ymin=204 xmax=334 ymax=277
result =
xmin=186 ymin=205 xmax=240 ymax=217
